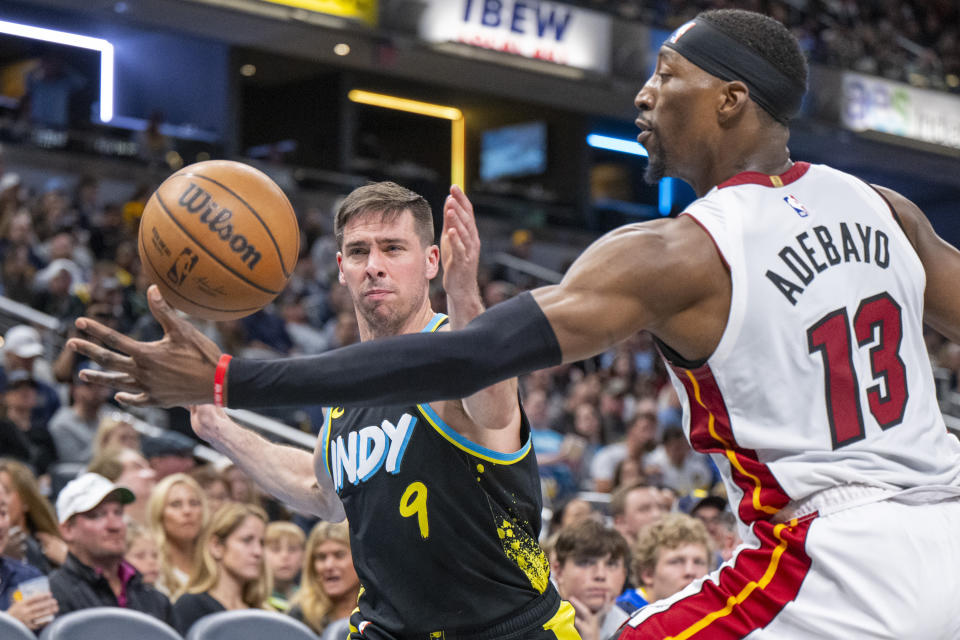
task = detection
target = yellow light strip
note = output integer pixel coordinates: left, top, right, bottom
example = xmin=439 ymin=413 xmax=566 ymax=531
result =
xmin=348 ymin=90 xmax=465 ymax=188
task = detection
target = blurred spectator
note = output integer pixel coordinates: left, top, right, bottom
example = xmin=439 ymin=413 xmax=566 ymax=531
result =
xmin=89 ymin=202 xmax=127 ymax=261
xmin=148 ymin=473 xmax=208 ymax=597
xmin=689 ymin=496 xmax=741 ymax=564
xmin=552 ymin=519 xmax=632 ymax=640
xmin=0 ymin=460 xmax=66 ymax=573
xmin=50 ymin=473 xmax=171 ymax=623
xmin=71 ymin=175 xmax=100 ymax=232
xmin=618 ymin=513 xmax=713 ymax=613
xmin=223 ymin=464 xmax=257 ymax=506
xmin=643 ymin=426 xmax=714 ymax=496
xmin=591 ymin=397 xmax=659 ymax=493
xmin=288 ymin=521 xmax=360 ymax=640
xmin=1 ymin=480 xmax=59 ymax=632
xmin=264 ymin=521 xmax=305 ymax=612
xmin=610 ymin=481 xmax=667 ymax=546
xmin=0 ymin=371 xmax=58 ymax=475
xmin=49 ymin=362 xmax=113 ymax=465
xmin=142 ymin=431 xmax=198 ymax=480
xmin=136 ymin=112 xmax=174 ymax=168
xmin=190 ymin=465 xmax=232 ymax=516
xmin=23 ymin=53 xmax=86 ymax=129
xmin=32 ymin=258 xmax=84 ymax=320
xmin=569 ymin=402 xmax=606 ymax=488
xmin=93 ymin=413 xmax=142 ymax=459
xmin=87 ymin=447 xmax=157 ymax=527
xmin=124 ymin=522 xmax=160 ymax=586
xmin=526 ymin=389 xmax=578 ymax=499
xmin=548 ymin=496 xmax=600 ymax=539
xmin=171 ymin=503 xmax=271 ymax=635
xmin=1 ymin=324 xmax=62 ymax=425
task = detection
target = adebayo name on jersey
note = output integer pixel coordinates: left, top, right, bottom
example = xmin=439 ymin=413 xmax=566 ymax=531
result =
xmin=766 ymin=222 xmax=891 ymax=305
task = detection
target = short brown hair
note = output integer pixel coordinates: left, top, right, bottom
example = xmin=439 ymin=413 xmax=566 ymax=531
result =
xmin=632 ymin=513 xmax=713 ymax=580
xmin=553 ymin=519 xmax=630 ymax=567
xmin=334 ymin=181 xmax=433 ymax=249
xmin=609 ymin=480 xmax=655 ymax=519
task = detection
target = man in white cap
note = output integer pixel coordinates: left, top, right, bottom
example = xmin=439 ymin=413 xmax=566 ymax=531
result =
xmin=49 ymin=473 xmax=171 ymax=623
xmin=1 ymin=324 xmax=61 ymax=425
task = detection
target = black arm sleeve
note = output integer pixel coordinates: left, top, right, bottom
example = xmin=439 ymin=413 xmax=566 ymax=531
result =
xmin=226 ymin=292 xmax=562 ymax=409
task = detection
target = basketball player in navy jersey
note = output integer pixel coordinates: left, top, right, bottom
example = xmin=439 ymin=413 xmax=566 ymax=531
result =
xmin=72 ymin=9 xmax=960 ymax=638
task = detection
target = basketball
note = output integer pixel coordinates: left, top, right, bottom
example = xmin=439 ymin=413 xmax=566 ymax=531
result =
xmin=137 ymin=160 xmax=299 ymax=321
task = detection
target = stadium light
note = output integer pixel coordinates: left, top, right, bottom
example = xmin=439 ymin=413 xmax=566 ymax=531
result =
xmin=0 ymin=19 xmax=115 ymax=123
xmin=586 ymin=133 xmax=648 ymax=157
xmin=348 ymin=90 xmax=465 ymax=188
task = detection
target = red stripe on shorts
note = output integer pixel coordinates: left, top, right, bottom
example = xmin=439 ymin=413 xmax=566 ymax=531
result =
xmin=622 ymin=516 xmax=814 ymax=639
xmin=674 ymin=363 xmax=791 ymax=522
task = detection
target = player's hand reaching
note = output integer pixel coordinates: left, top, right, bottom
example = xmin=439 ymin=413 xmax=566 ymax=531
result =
xmin=441 ymin=184 xmax=483 ymax=329
xmin=66 ymin=285 xmax=222 ymax=408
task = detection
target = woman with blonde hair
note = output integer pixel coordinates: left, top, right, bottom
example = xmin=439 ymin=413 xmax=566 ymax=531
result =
xmin=288 ymin=521 xmax=359 ymax=640
xmin=92 ymin=413 xmax=141 ymax=459
xmin=0 ymin=459 xmax=66 ymax=573
xmin=147 ymin=472 xmax=207 ymax=596
xmin=171 ymin=503 xmax=271 ymax=635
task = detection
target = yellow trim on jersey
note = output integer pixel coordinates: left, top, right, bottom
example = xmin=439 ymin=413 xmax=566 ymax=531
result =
xmin=543 ymin=600 xmax=581 ymax=639
xmin=417 ymin=402 xmax=532 ymax=464
xmin=770 ymin=175 xmax=783 ymax=187
xmin=685 ymin=370 xmax=779 ymax=516
xmin=321 ymin=407 xmax=334 ymax=476
xmin=664 ymin=519 xmax=796 ymax=640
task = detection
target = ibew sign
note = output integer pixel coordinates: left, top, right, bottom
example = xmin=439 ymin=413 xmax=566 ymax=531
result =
xmin=417 ymin=0 xmax=612 ymax=74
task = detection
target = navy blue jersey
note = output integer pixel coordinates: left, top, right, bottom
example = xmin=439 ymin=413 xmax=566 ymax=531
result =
xmin=319 ymin=314 xmax=550 ymax=636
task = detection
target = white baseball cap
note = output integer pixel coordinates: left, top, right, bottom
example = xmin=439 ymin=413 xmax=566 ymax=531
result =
xmin=2 ymin=325 xmax=45 ymax=359
xmin=56 ymin=473 xmax=135 ymax=524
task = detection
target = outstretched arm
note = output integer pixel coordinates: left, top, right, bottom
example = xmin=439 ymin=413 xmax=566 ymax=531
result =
xmin=68 ymin=216 xmax=724 ymax=409
xmin=189 ymin=405 xmax=344 ymax=520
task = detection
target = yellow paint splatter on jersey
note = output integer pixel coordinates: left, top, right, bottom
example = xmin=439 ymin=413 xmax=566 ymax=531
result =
xmin=496 ymin=518 xmax=550 ymax=594
xmin=476 ymin=463 xmax=485 ymax=473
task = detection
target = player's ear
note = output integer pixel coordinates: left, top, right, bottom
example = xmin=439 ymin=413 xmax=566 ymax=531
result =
xmin=717 ymin=80 xmax=750 ymax=125
xmin=425 ymin=244 xmax=440 ymax=279
xmin=336 ymin=252 xmax=346 ymax=285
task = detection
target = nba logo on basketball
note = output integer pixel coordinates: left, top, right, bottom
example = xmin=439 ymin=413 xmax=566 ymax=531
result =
xmin=783 ymin=194 xmax=809 ymax=217
xmin=167 ymin=247 xmax=199 ymax=285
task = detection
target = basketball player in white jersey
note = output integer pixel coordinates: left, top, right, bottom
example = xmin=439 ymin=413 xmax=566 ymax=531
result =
xmin=70 ymin=8 xmax=960 ymax=638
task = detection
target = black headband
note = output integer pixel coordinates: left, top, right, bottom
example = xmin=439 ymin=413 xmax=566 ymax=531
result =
xmin=663 ymin=19 xmax=805 ymax=123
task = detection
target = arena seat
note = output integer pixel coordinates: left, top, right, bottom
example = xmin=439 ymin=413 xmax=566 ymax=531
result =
xmin=38 ymin=608 xmax=182 ymax=640
xmin=185 ymin=609 xmax=316 ymax=640
xmin=0 ymin=611 xmax=36 ymax=640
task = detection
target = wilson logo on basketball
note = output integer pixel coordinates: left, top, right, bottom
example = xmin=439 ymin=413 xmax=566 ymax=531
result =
xmin=178 ymin=183 xmax=263 ymax=270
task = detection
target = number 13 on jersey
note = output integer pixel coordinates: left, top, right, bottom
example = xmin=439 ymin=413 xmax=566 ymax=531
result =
xmin=807 ymin=292 xmax=908 ymax=449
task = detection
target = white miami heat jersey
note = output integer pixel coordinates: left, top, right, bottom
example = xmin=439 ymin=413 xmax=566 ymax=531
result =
xmin=664 ymin=161 xmax=960 ymax=525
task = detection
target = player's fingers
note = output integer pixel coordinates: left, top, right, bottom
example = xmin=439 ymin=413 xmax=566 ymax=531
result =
xmin=449 ymin=184 xmax=474 ymax=215
xmin=69 ymin=338 xmax=136 ymax=373
xmin=115 ymin=390 xmax=157 ymax=408
xmin=80 ymin=370 xmax=145 ymax=393
xmin=146 ymin=285 xmax=185 ymax=337
xmin=72 ymin=317 xmax=142 ymax=357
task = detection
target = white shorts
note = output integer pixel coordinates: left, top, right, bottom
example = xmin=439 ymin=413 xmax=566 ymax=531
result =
xmin=619 ymin=487 xmax=960 ymax=639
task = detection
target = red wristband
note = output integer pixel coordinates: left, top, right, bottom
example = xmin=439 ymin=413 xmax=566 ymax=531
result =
xmin=214 ymin=354 xmax=232 ymax=408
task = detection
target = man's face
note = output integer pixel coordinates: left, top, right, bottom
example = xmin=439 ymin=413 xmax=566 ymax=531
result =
xmin=554 ymin=554 xmax=627 ymax=614
xmin=337 ymin=210 xmax=438 ymax=338
xmin=62 ymin=499 xmax=127 ymax=564
xmin=635 ymin=48 xmax=723 ymax=184
xmin=693 ymin=505 xmax=724 ymax=542
xmin=619 ymin=488 xmax=666 ymax=541
xmin=641 ymin=543 xmax=711 ymax=602
xmin=116 ymin=449 xmax=156 ymax=502
xmin=4 ymin=384 xmax=37 ymax=412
